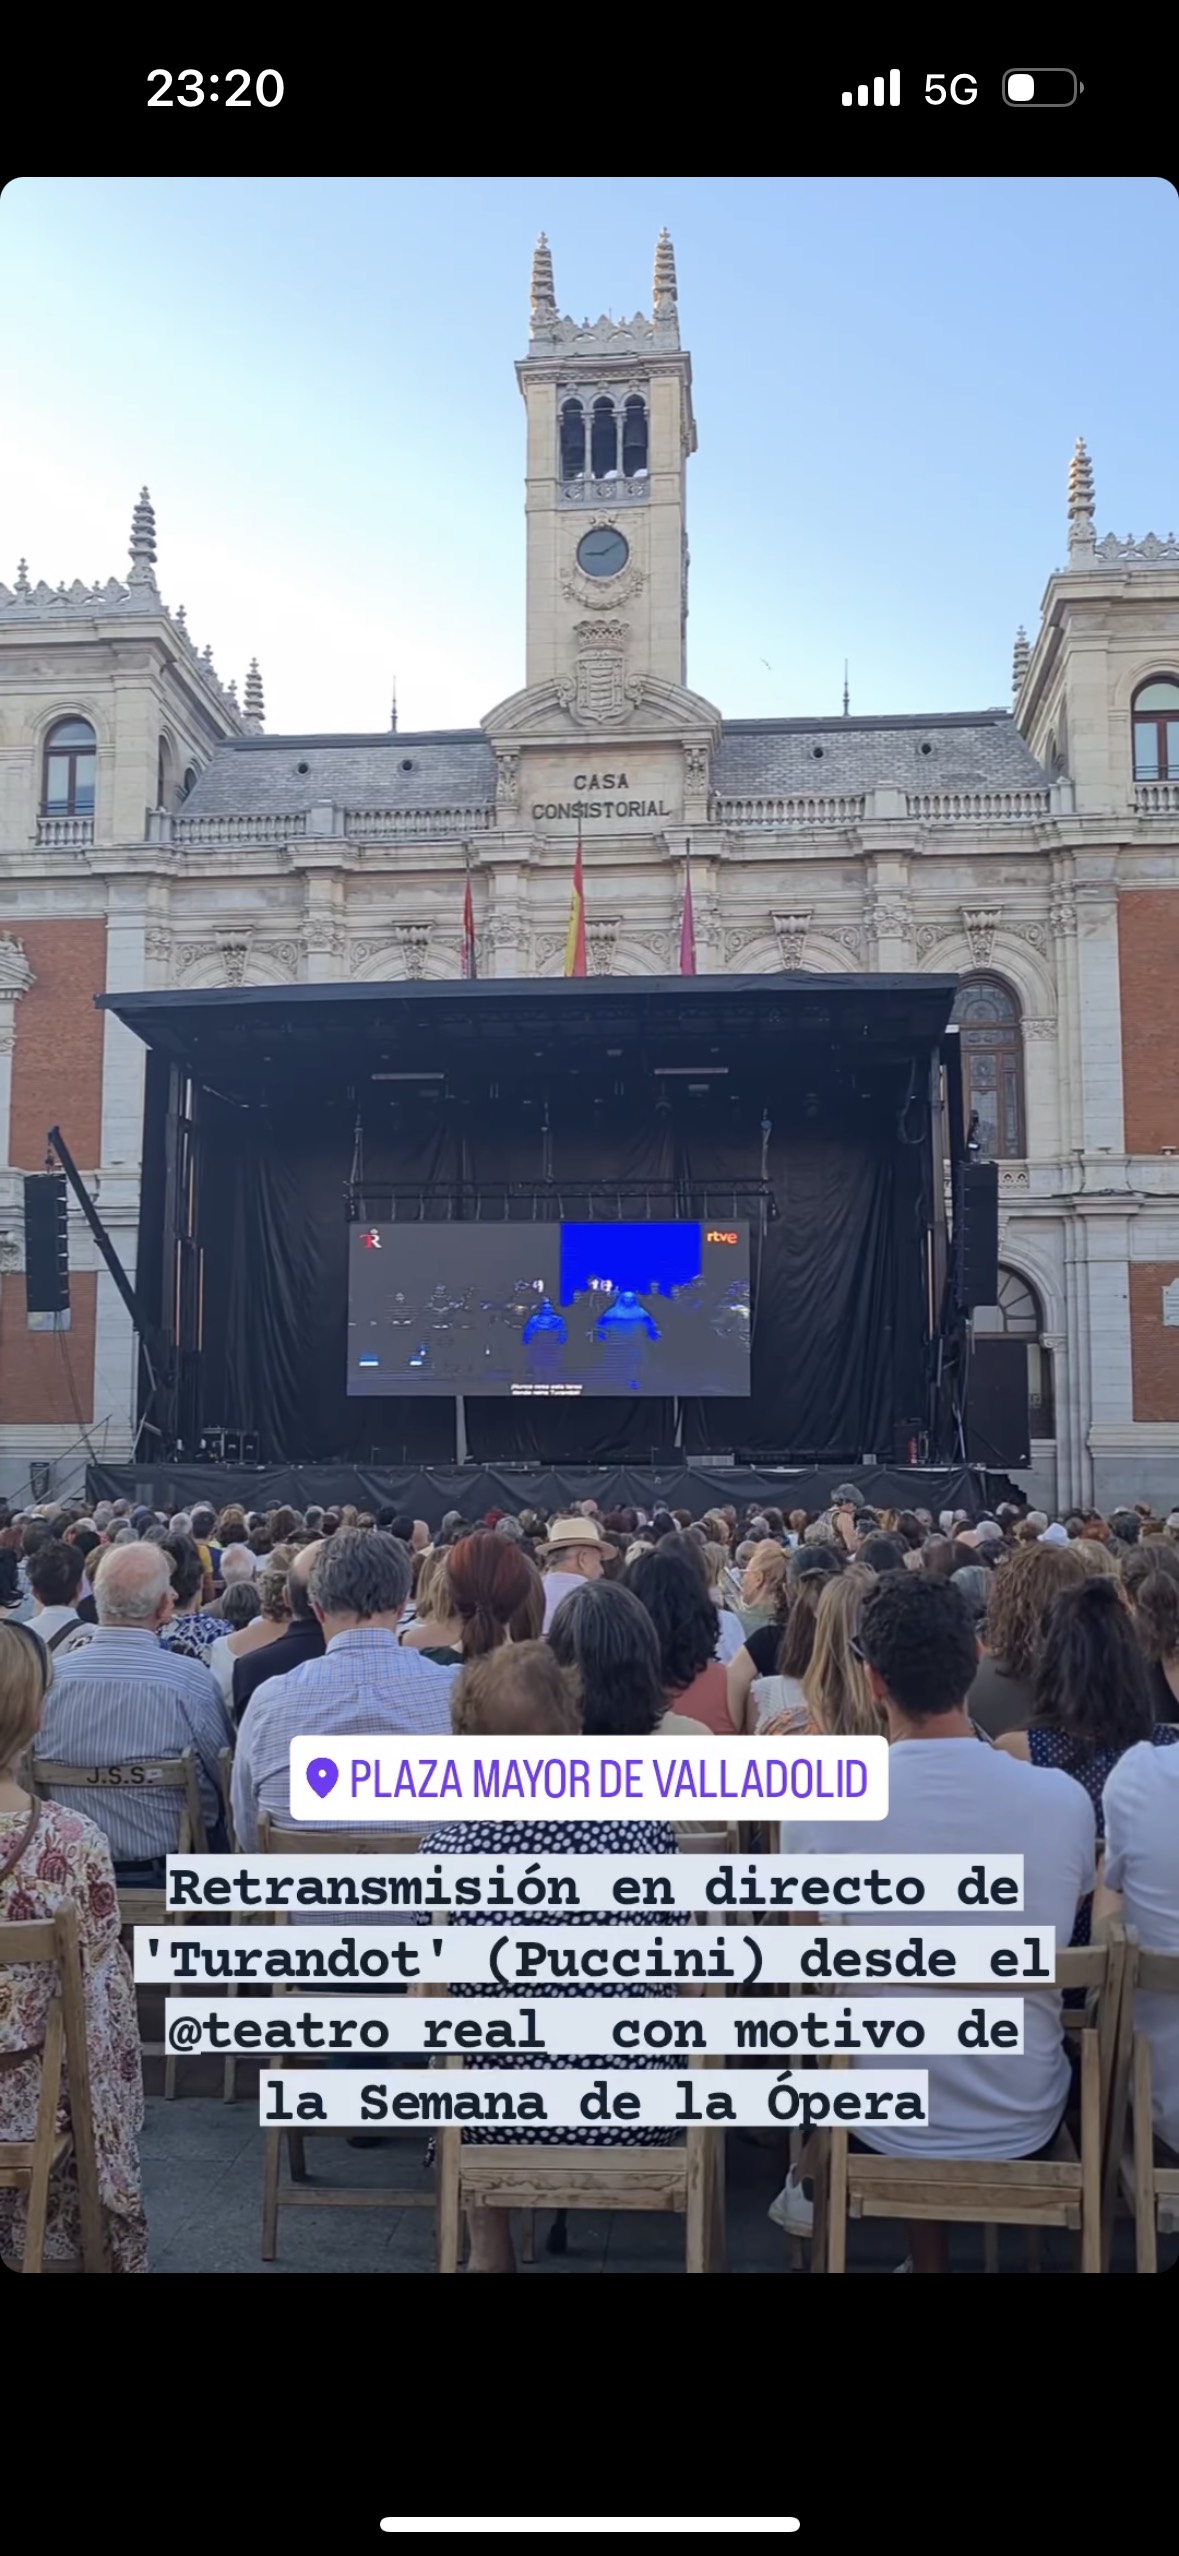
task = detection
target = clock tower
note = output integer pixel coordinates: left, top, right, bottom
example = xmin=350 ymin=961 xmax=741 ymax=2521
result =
xmin=517 ymin=230 xmax=697 ymax=707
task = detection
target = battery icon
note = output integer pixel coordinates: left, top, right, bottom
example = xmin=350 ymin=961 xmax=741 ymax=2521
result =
xmin=1003 ymin=68 xmax=1081 ymax=104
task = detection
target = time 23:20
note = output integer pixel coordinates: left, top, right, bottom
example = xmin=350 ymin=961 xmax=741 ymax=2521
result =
xmin=148 ymin=68 xmax=284 ymax=106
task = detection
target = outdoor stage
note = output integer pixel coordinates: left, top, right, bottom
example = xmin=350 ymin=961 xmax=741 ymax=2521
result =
xmin=93 ymin=971 xmax=967 ymax=1474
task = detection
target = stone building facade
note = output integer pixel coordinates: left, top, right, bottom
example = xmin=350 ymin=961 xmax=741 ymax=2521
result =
xmin=1 ymin=233 xmax=1178 ymax=1508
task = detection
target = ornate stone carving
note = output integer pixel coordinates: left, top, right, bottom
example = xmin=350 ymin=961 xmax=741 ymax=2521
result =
xmin=349 ymin=938 xmax=390 ymax=976
xmin=561 ymin=540 xmax=647 ymax=613
xmin=392 ymin=924 xmax=431 ymax=979
xmin=572 ymin=619 xmax=630 ymax=724
xmin=684 ymin=745 xmax=709 ymax=796
xmin=0 ymin=1233 xmax=21 ymax=1268
xmin=1093 ymin=531 xmax=1179 ymax=567
xmin=220 ymin=940 xmax=250 ymax=986
xmin=866 ymin=901 xmax=912 ymax=945
xmin=532 ymin=931 xmax=568 ymax=970
xmin=0 ymin=1026 xmax=16 ymax=1057
xmin=174 ymin=940 xmax=222 ymax=978
xmin=915 ymin=921 xmax=953 ymax=959
xmin=256 ymin=939 xmax=301 ymax=980
xmin=836 ymin=926 xmax=864 ymax=960
xmin=961 ymin=907 xmax=999 ymax=967
xmin=1022 ymin=1017 xmax=1057 ymax=1040
xmin=144 ymin=927 xmax=173 ymax=965
xmin=1049 ymin=890 xmax=1077 ymax=939
xmin=587 ymin=918 xmax=619 ymax=975
xmin=723 ymin=928 xmax=762 ymax=967
xmin=0 ymin=937 xmax=34 ymax=997
xmin=772 ymin=911 xmax=812 ymax=970
xmin=301 ymin=920 xmax=346 ymax=958
xmin=1016 ymin=920 xmax=1048 ymax=955
xmin=495 ymin=751 xmax=520 ymax=813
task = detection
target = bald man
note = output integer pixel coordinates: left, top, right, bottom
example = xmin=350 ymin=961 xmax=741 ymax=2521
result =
xmin=232 ymin=1538 xmax=325 ymax=1724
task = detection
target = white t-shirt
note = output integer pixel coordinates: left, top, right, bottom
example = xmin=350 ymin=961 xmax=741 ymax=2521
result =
xmin=542 ymin=1569 xmax=593 ymax=1632
xmin=1103 ymin=1741 xmax=1179 ymax=2152
xmin=713 ymin=1606 xmax=745 ymax=1665
xmin=780 ymin=1738 xmax=1096 ymax=2160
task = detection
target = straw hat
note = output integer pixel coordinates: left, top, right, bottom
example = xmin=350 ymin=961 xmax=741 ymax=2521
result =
xmin=540 ymin=1515 xmax=617 ymax=1560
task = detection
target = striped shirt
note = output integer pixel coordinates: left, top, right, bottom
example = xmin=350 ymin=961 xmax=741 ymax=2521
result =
xmin=34 ymin=1627 xmax=232 ymax=1861
xmin=231 ymin=1625 xmax=457 ymax=1851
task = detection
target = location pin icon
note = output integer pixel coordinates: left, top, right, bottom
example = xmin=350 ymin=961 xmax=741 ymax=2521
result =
xmin=306 ymin=1757 xmax=339 ymax=1800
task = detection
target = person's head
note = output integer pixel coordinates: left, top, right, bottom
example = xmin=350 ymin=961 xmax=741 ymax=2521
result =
xmin=161 ymin=1531 xmax=204 ymax=1610
xmin=307 ymin=1528 xmax=410 ymax=1636
xmin=951 ymin=1564 xmax=992 ymax=1630
xmin=64 ymin=1523 xmax=100 ymax=1565
xmin=27 ymin=1539 xmax=85 ymax=1611
xmin=190 ymin=1503 xmax=216 ymax=1542
xmin=858 ymin=1573 xmax=979 ymax=1730
xmin=698 ymin=1541 xmax=731 ymax=1606
xmin=446 ymin=1530 xmax=542 ymax=1657
xmin=802 ymin=1569 xmax=884 ymax=1738
xmin=700 ymin=1510 xmax=730 ymax=1547
xmin=625 ymin=1547 xmax=718 ymax=1693
xmin=858 ymin=1532 xmax=908 ymax=1577
xmin=0 ymin=1618 xmax=54 ymax=1774
xmin=219 ymin=1543 xmax=257 ymax=1588
xmin=1109 ymin=1507 xmax=1140 ymax=1548
xmin=1033 ymin=1577 xmax=1153 ymax=1755
xmin=93 ymin=1539 xmax=175 ymax=1632
xmin=413 ymin=1547 xmax=454 ymax=1625
xmin=983 ymin=1539 xmax=1088 ymax=1677
xmin=1067 ymin=1535 xmax=1117 ymax=1580
xmin=803 ymin=1517 xmax=840 ymax=1550
xmin=541 ymin=1516 xmax=608 ymax=1583
xmin=220 ymin=1580 xmax=261 ymax=1630
xmin=386 ymin=1513 xmax=416 ymax=1545
xmin=773 ymin=1562 xmax=832 ymax=1680
xmin=1125 ymin=1547 xmax=1179 ymax=1665
xmin=741 ymin=1538 xmax=792 ymax=1611
xmin=787 ymin=1508 xmax=810 ymax=1541
xmin=761 ymin=1507 xmax=786 ymax=1540
xmin=547 ymin=1579 xmax=667 ymax=1737
xmin=893 ymin=1511 xmax=925 ymax=1552
xmin=284 ymin=1539 xmax=323 ymax=1621
xmin=451 ymin=1639 xmax=581 ymax=1740
xmin=1063 ymin=1513 xmax=1085 ymax=1540
xmin=253 ymin=1545 xmax=294 ymax=1623
xmin=216 ymin=1505 xmax=249 ymax=1547
xmin=21 ymin=1521 xmax=52 ymax=1563
xmin=1080 ymin=1510 xmax=1109 ymax=1542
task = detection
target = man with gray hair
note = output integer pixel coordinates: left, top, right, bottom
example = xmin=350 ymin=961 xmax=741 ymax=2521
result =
xmin=231 ymin=1529 xmax=456 ymax=1849
xmin=34 ymin=1539 xmax=232 ymax=1881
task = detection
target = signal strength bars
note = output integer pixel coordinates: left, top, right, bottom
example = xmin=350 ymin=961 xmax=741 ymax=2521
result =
xmin=842 ymin=70 xmax=901 ymax=103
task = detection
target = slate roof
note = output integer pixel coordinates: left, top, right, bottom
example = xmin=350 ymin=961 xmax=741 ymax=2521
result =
xmin=179 ymin=709 xmax=1049 ymax=818
xmin=713 ymin=712 xmax=1050 ymax=796
xmin=179 ymin=731 xmax=497 ymax=816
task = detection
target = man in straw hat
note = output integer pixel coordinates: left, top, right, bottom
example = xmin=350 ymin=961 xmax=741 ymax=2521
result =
xmin=538 ymin=1513 xmax=618 ymax=1632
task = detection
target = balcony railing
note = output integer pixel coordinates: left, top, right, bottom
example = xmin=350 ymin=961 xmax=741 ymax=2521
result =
xmin=905 ymin=789 xmax=1052 ymax=823
xmin=1133 ymin=780 xmax=1179 ymax=814
xmin=343 ymin=806 xmax=496 ymax=841
xmin=36 ymin=813 xmax=94 ymax=848
xmin=711 ymin=793 xmax=866 ymax=828
xmin=170 ymin=812 xmax=308 ymax=846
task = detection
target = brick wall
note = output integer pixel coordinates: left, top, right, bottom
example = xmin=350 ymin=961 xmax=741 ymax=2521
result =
xmin=1129 ymin=1262 xmax=1179 ymax=1422
xmin=1119 ymin=889 xmax=1179 ymax=1154
xmin=3 ymin=918 xmax=106 ymax=1170
xmin=0 ymin=1272 xmax=98 ymax=1424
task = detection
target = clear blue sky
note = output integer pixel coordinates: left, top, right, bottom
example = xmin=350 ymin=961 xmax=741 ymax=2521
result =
xmin=1 ymin=177 xmax=1174 ymax=735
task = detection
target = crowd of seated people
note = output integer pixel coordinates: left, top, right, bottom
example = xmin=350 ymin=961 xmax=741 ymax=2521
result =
xmin=2 ymin=1479 xmax=1179 ymax=2270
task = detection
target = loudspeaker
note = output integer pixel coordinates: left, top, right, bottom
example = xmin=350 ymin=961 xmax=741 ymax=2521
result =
xmin=221 ymin=1430 xmax=242 ymax=1464
xmin=241 ymin=1433 xmax=260 ymax=1463
xmin=957 ymin=1161 xmax=999 ymax=1309
xmin=966 ymin=1338 xmax=1031 ymax=1468
xmin=23 ymin=1175 xmax=69 ymax=1314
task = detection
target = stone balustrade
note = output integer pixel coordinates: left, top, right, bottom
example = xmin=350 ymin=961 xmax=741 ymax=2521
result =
xmin=36 ymin=814 xmax=94 ymax=848
xmin=1133 ymin=780 xmax=1179 ymax=814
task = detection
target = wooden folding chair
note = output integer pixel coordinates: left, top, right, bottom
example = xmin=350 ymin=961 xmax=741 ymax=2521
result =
xmin=439 ymin=1836 xmax=730 ymax=2276
xmin=1108 ymin=1936 xmax=1179 ymax=2274
xmin=33 ymin=1752 xmax=208 ymax=2099
xmin=257 ymin=1816 xmax=433 ymax=2262
xmin=803 ymin=1939 xmax=1123 ymax=2275
xmin=0 ymin=1903 xmax=108 ymax=2273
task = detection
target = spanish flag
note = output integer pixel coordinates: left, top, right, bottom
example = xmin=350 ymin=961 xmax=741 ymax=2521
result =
xmin=564 ymin=838 xmax=587 ymax=977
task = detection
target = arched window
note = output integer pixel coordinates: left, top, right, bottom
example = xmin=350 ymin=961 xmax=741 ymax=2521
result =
xmin=973 ymin=1266 xmax=1055 ymax=1439
xmin=621 ymin=394 xmax=648 ymax=477
xmin=559 ymin=398 xmax=585 ymax=480
xmin=952 ymin=974 xmax=1025 ymax=1159
xmin=590 ymin=396 xmax=617 ymax=478
xmin=156 ymin=735 xmax=174 ymax=811
xmin=181 ymin=765 xmax=198 ymax=801
xmin=42 ymin=716 xmax=96 ymax=816
xmin=1132 ymin=675 xmax=1179 ymax=780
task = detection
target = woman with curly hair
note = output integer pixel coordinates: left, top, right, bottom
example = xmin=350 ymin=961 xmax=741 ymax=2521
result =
xmin=968 ymin=1540 xmax=1087 ymax=1737
xmin=624 ymin=1545 xmax=733 ymax=1732
xmin=0 ymin=1621 xmax=147 ymax=2271
xmin=1121 ymin=1541 xmax=1179 ymax=1720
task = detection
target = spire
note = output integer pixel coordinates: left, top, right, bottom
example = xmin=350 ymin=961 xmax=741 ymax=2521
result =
xmin=842 ymin=660 xmax=850 ymax=717
xmin=226 ymin=678 xmax=239 ymax=709
xmin=128 ymin=485 xmax=158 ymax=588
xmin=530 ymin=233 xmax=556 ymax=331
xmin=15 ymin=559 xmax=30 ymax=597
xmin=390 ymin=677 xmax=398 ymax=734
xmin=243 ymin=658 xmax=265 ymax=732
xmin=1067 ymin=436 xmax=1095 ymax=563
xmin=653 ymin=227 xmax=678 ymax=308
xmin=1012 ymin=625 xmax=1030 ymax=702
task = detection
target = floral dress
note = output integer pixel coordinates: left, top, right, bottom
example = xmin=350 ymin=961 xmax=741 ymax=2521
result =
xmin=419 ymin=1816 xmax=690 ymax=2146
xmin=0 ymin=1799 xmax=147 ymax=2272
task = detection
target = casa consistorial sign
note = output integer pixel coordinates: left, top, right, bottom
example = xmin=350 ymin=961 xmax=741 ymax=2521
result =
xmin=528 ymin=750 xmax=683 ymax=830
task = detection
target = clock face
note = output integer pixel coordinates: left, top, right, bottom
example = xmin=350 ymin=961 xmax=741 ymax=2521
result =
xmin=576 ymin=526 xmax=629 ymax=580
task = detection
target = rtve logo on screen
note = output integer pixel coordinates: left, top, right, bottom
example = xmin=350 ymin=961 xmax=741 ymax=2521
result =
xmin=706 ymin=1229 xmax=739 ymax=1244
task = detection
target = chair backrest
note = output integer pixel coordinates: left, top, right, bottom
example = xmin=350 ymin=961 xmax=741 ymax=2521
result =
xmin=33 ymin=1751 xmax=207 ymax=1853
xmin=257 ymin=1816 xmax=425 ymax=1856
xmin=0 ymin=1901 xmax=99 ymax=2178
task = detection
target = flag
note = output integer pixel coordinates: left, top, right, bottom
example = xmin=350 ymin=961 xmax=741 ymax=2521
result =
xmin=678 ymin=850 xmax=697 ymax=976
xmin=564 ymin=838 xmax=587 ymax=977
xmin=461 ymin=873 xmax=477 ymax=980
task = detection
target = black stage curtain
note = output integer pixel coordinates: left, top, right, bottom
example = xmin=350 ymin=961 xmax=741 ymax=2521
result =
xmin=88 ymin=1461 xmax=1015 ymax=1526
xmin=186 ymin=1068 xmax=928 ymax=1467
